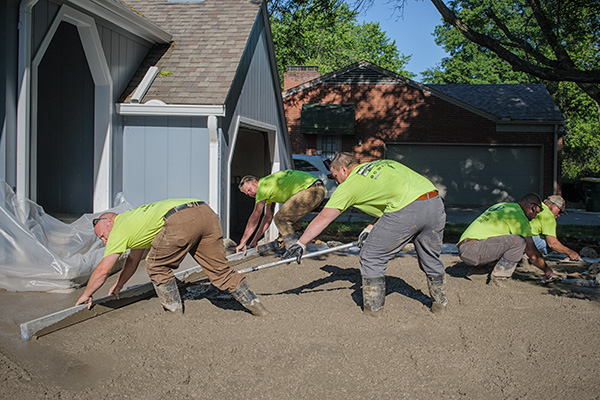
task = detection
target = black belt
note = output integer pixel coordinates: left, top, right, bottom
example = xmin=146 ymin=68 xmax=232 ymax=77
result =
xmin=308 ymin=179 xmax=324 ymax=188
xmin=164 ymin=201 xmax=205 ymax=219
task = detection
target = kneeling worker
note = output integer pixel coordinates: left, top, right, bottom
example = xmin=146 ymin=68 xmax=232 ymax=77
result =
xmin=236 ymin=170 xmax=325 ymax=253
xmin=283 ymin=153 xmax=448 ymax=316
xmin=457 ymin=193 xmax=554 ymax=286
xmin=76 ymin=199 xmax=268 ymax=316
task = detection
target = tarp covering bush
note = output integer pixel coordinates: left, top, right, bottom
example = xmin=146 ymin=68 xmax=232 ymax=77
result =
xmin=0 ymin=181 xmax=131 ymax=292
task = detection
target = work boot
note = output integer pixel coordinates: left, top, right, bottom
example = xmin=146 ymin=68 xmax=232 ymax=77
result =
xmin=362 ymin=276 xmax=385 ymax=318
xmin=153 ymin=279 xmax=183 ymax=313
xmin=427 ymin=275 xmax=448 ymax=314
xmin=487 ymin=274 xmax=509 ymax=287
xmin=282 ymin=233 xmax=300 ymax=250
xmin=488 ymin=257 xmax=516 ymax=287
xmin=230 ymin=280 xmax=269 ymax=317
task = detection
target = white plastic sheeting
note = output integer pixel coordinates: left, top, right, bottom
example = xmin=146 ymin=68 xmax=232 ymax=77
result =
xmin=0 ymin=182 xmax=131 ymax=292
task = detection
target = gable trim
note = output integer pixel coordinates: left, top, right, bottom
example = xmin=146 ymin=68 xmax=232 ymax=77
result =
xmin=69 ymin=0 xmax=172 ymax=43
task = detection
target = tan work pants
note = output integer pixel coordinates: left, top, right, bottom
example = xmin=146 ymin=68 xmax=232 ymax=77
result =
xmin=274 ymin=183 xmax=326 ymax=236
xmin=145 ymin=204 xmax=243 ymax=292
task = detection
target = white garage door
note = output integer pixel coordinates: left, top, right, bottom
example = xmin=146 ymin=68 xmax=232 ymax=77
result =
xmin=387 ymin=144 xmax=543 ymax=206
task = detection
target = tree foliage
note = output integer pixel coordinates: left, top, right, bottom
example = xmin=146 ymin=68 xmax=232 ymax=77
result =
xmin=268 ymin=0 xmax=413 ymax=87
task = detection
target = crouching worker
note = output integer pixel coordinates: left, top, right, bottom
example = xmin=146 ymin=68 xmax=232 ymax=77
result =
xmin=282 ymin=153 xmax=448 ymax=316
xmin=75 ymin=199 xmax=268 ymax=316
xmin=457 ymin=193 xmax=554 ymax=287
xmin=236 ymin=170 xmax=325 ymax=253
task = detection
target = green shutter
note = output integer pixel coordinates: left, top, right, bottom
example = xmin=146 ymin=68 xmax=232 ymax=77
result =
xmin=300 ymin=104 xmax=355 ymax=135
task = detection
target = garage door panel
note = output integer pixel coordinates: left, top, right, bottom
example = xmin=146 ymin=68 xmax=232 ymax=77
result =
xmin=387 ymin=144 xmax=542 ymax=206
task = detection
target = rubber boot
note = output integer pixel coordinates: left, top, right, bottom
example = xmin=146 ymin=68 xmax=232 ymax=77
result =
xmin=488 ymin=257 xmax=516 ymax=287
xmin=362 ymin=276 xmax=385 ymax=318
xmin=282 ymin=233 xmax=300 ymax=250
xmin=153 ymin=279 xmax=183 ymax=313
xmin=427 ymin=275 xmax=448 ymax=314
xmin=230 ymin=280 xmax=269 ymax=317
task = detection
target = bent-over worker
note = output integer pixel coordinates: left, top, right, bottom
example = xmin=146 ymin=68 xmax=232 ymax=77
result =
xmin=236 ymin=170 xmax=325 ymax=253
xmin=457 ymin=193 xmax=554 ymax=286
xmin=75 ymin=199 xmax=267 ymax=316
xmin=282 ymin=153 xmax=448 ymax=316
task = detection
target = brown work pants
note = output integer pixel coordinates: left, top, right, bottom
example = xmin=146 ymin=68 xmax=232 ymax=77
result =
xmin=145 ymin=204 xmax=243 ymax=292
xmin=273 ymin=183 xmax=326 ymax=236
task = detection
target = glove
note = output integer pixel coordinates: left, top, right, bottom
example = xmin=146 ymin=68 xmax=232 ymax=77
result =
xmin=281 ymin=242 xmax=306 ymax=264
xmin=357 ymin=227 xmax=372 ymax=249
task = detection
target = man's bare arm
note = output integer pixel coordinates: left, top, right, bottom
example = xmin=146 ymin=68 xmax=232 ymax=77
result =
xmin=525 ymin=237 xmax=553 ymax=278
xmin=75 ymin=253 xmax=121 ymax=308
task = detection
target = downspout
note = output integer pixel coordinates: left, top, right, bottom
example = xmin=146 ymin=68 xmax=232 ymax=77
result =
xmin=129 ymin=66 xmax=158 ymax=103
xmin=553 ymin=124 xmax=559 ymax=195
xmin=16 ymin=0 xmax=38 ymax=199
xmin=208 ymin=115 xmax=220 ymax=214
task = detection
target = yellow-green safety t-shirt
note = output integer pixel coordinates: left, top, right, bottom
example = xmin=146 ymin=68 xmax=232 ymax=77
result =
xmin=459 ymin=202 xmax=533 ymax=242
xmin=529 ymin=203 xmax=556 ymax=237
xmin=104 ymin=198 xmax=199 ymax=257
xmin=255 ymin=170 xmax=317 ymax=204
xmin=324 ymin=159 xmax=437 ymax=217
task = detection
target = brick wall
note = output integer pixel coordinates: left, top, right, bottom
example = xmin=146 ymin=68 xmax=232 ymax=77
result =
xmin=283 ymin=83 xmax=557 ymax=198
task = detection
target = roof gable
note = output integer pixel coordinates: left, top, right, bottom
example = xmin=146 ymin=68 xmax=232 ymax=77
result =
xmin=119 ymin=0 xmax=263 ymax=105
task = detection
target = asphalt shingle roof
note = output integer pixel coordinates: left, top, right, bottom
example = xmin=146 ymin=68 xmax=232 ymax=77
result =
xmin=119 ymin=0 xmax=262 ymax=105
xmin=429 ymin=84 xmax=564 ymax=122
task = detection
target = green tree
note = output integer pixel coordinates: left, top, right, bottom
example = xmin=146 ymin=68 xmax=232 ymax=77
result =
xmin=269 ymin=0 xmax=413 ymax=87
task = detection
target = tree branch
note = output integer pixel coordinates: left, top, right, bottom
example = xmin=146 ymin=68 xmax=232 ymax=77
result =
xmin=429 ymin=0 xmax=600 ymax=84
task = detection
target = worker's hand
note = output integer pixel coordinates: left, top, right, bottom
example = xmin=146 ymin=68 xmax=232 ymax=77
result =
xmin=109 ymin=282 xmax=122 ymax=300
xmin=282 ymin=242 xmax=306 ymax=264
xmin=235 ymin=243 xmax=247 ymax=255
xmin=357 ymin=226 xmax=372 ymax=249
xmin=566 ymin=251 xmax=582 ymax=261
xmin=75 ymin=294 xmax=93 ymax=310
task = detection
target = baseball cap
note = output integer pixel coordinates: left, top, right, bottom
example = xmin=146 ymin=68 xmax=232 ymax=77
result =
xmin=546 ymin=195 xmax=566 ymax=213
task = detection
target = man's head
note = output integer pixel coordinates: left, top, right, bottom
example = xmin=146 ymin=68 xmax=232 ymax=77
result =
xmin=238 ymin=175 xmax=259 ymax=198
xmin=92 ymin=212 xmax=118 ymax=244
xmin=544 ymin=195 xmax=566 ymax=218
xmin=329 ymin=152 xmax=359 ymax=184
xmin=518 ymin=193 xmax=543 ymax=221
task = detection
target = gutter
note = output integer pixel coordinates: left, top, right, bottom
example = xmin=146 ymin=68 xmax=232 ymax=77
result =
xmin=116 ymin=103 xmax=225 ymax=117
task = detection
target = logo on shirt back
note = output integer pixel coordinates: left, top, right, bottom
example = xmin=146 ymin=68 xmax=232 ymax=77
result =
xmin=356 ymin=160 xmax=391 ymax=180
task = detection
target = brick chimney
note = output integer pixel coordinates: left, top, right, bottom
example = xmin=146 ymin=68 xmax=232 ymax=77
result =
xmin=283 ymin=66 xmax=321 ymax=91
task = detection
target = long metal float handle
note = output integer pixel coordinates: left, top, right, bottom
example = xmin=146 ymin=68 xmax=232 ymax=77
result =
xmin=237 ymin=242 xmax=357 ymax=275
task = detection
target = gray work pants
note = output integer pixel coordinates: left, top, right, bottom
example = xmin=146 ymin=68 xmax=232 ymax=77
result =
xmin=458 ymin=235 xmax=526 ymax=278
xmin=360 ymin=195 xmax=446 ymax=278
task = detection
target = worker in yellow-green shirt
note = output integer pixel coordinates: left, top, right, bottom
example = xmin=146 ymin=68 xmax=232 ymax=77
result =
xmin=282 ymin=153 xmax=448 ymax=316
xmin=457 ymin=193 xmax=554 ymax=287
xmin=530 ymin=195 xmax=581 ymax=261
xmin=76 ymin=199 xmax=267 ymax=316
xmin=236 ymin=170 xmax=325 ymax=252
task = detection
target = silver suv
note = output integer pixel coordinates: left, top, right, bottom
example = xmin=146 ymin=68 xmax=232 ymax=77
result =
xmin=292 ymin=154 xmax=338 ymax=199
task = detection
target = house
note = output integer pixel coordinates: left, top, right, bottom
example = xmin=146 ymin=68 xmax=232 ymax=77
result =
xmin=1 ymin=0 xmax=290 ymax=241
xmin=283 ymin=61 xmax=565 ymax=207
